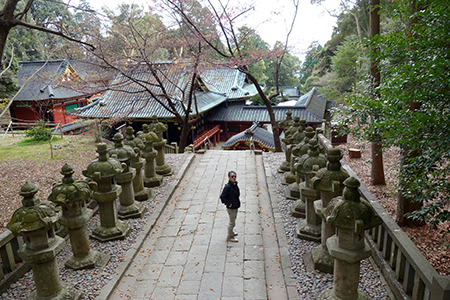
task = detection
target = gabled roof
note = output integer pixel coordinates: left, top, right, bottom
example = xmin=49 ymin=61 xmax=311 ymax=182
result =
xmin=14 ymin=60 xmax=102 ymax=102
xmin=75 ymin=62 xmax=257 ymax=120
xmin=294 ymin=87 xmax=328 ymax=119
xmin=208 ymin=101 xmax=323 ymax=123
xmin=222 ymin=122 xmax=275 ymax=151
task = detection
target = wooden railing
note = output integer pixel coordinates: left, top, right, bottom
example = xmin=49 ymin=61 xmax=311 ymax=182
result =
xmin=317 ymin=131 xmax=450 ymax=300
xmin=193 ymin=125 xmax=221 ymax=150
xmin=0 ymin=230 xmax=29 ymax=294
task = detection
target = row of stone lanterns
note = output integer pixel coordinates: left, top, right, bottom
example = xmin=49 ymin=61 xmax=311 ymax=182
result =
xmin=7 ymin=116 xmax=174 ymax=300
xmin=278 ymin=111 xmax=382 ymax=300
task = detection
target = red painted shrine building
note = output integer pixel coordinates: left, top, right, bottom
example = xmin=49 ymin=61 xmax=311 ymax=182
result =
xmin=10 ymin=60 xmax=105 ymax=130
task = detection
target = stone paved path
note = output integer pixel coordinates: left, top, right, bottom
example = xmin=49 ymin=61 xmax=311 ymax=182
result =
xmin=108 ymin=150 xmax=294 ymax=300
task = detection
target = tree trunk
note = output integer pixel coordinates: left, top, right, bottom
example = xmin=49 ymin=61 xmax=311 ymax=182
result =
xmin=369 ymin=0 xmax=386 ymax=186
xmin=396 ymin=1 xmax=425 ymax=226
xmin=246 ymin=72 xmax=282 ymax=152
xmin=0 ymin=25 xmax=11 ymax=67
xmin=178 ymin=118 xmax=190 ymax=153
xmin=396 ymin=145 xmax=424 ymax=226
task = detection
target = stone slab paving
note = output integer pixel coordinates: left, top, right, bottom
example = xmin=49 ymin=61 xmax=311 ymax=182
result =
xmin=107 ymin=150 xmax=291 ymax=299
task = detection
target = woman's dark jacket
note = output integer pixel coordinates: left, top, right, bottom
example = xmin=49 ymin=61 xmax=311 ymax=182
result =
xmin=220 ymin=180 xmax=240 ymax=209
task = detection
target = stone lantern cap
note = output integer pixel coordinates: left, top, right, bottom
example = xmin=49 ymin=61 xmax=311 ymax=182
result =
xmin=149 ymin=115 xmax=168 ymax=135
xmin=282 ymin=116 xmax=301 ymax=143
xmin=143 ymin=130 xmax=159 ymax=144
xmin=82 ymin=143 xmax=123 ymax=181
xmin=142 ymin=123 xmax=150 ymax=134
xmin=323 ymin=177 xmax=382 ymax=232
xmin=48 ymin=163 xmax=93 ymax=206
xmin=311 ymin=148 xmax=349 ymax=192
xmin=109 ymin=133 xmax=137 ymax=163
xmin=295 ymin=139 xmax=327 ymax=175
xmin=286 ymin=119 xmax=306 ymax=145
xmin=278 ymin=111 xmax=293 ymax=129
xmin=125 ymin=126 xmax=144 ymax=150
xmin=292 ymin=127 xmax=315 ymax=157
xmin=7 ymin=181 xmax=59 ymax=236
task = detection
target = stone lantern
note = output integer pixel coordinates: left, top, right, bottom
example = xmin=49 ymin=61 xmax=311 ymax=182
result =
xmin=109 ymin=133 xmax=146 ymax=219
xmin=124 ymin=126 xmax=152 ymax=201
xmin=82 ymin=143 xmax=130 ymax=242
xmin=286 ymin=126 xmax=315 ymax=199
xmin=279 ymin=116 xmax=301 ymax=173
xmin=282 ymin=120 xmax=307 ymax=185
xmin=142 ymin=129 xmax=163 ymax=187
xmin=316 ymin=177 xmax=382 ymax=300
xmin=277 ymin=110 xmax=294 ymax=131
xmin=7 ymin=181 xmax=81 ymax=300
xmin=48 ymin=163 xmax=110 ymax=270
xmin=310 ymin=147 xmax=349 ymax=273
xmin=295 ymin=139 xmax=327 ymax=242
xmin=149 ymin=115 xmax=173 ymax=176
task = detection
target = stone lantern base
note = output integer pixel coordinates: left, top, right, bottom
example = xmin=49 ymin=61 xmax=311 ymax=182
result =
xmin=278 ymin=160 xmax=290 ymax=173
xmin=290 ymin=199 xmax=305 ymax=218
xmin=90 ymin=220 xmax=131 ymax=242
xmin=282 ymin=171 xmax=296 ymax=185
xmin=315 ymin=286 xmax=370 ymax=300
xmin=64 ymin=249 xmax=111 ymax=270
xmin=311 ymin=245 xmax=334 ymax=274
xmin=296 ymin=219 xmax=321 ymax=242
xmin=144 ymin=174 xmax=163 ymax=187
xmin=156 ymin=164 xmax=173 ymax=176
xmin=28 ymin=283 xmax=82 ymax=300
xmin=118 ymin=201 xmax=146 ymax=219
xmin=285 ymin=182 xmax=300 ymax=199
xmin=135 ymin=187 xmax=154 ymax=202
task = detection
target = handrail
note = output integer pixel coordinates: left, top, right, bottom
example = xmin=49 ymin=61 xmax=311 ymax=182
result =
xmin=193 ymin=125 xmax=221 ymax=149
xmin=317 ymin=132 xmax=450 ymax=300
xmin=0 ymin=230 xmax=30 ymax=294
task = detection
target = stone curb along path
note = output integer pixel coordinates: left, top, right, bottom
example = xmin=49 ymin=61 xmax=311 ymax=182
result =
xmin=260 ymin=152 xmax=298 ymax=299
xmin=98 ymin=153 xmax=195 ymax=299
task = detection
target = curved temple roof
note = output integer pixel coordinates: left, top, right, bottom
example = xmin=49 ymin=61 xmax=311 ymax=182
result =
xmin=222 ymin=122 xmax=275 ymax=151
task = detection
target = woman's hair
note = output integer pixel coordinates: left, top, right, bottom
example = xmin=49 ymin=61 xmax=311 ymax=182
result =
xmin=228 ymin=171 xmax=236 ymax=177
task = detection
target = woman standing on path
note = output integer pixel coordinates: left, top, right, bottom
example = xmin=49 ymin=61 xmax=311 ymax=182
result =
xmin=220 ymin=171 xmax=240 ymax=242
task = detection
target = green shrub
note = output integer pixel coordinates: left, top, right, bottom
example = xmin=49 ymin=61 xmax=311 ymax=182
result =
xmin=26 ymin=120 xmax=52 ymax=142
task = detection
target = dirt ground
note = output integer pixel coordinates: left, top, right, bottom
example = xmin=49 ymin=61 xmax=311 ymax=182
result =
xmin=337 ymin=136 xmax=450 ymax=276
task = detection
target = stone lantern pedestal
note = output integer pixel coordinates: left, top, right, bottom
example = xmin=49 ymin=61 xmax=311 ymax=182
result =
xmin=142 ymin=130 xmax=163 ymax=187
xmin=124 ymin=126 xmax=152 ymax=202
xmin=8 ymin=182 xmax=81 ymax=300
xmin=311 ymin=147 xmax=349 ymax=274
xmin=83 ymin=143 xmax=131 ymax=242
xmin=277 ymin=111 xmax=293 ymax=173
xmin=48 ymin=163 xmax=110 ymax=270
xmin=109 ymin=133 xmax=146 ymax=219
xmin=149 ymin=115 xmax=173 ymax=176
xmin=294 ymin=139 xmax=327 ymax=242
xmin=316 ymin=177 xmax=382 ymax=300
xmin=296 ymin=183 xmax=321 ymax=242
xmin=279 ymin=116 xmax=301 ymax=173
xmin=287 ymin=126 xmax=316 ymax=217
xmin=282 ymin=120 xmax=306 ymax=184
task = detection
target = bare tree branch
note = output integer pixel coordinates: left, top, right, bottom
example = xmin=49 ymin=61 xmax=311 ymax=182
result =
xmin=0 ymin=44 xmax=14 ymax=78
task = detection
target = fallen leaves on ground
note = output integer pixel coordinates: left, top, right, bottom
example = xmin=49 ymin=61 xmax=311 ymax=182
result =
xmin=337 ymin=135 xmax=450 ymax=276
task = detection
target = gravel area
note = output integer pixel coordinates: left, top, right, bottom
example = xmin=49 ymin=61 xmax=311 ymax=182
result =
xmin=2 ymin=154 xmax=189 ymax=300
xmin=264 ymin=152 xmax=391 ymax=299
xmin=2 ymin=150 xmax=391 ymax=299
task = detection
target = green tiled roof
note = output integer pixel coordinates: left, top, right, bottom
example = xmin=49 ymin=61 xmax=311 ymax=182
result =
xmin=76 ymin=63 xmax=257 ymax=120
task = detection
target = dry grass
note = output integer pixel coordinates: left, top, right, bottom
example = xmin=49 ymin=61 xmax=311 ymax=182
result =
xmin=0 ymin=134 xmax=101 ymax=232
